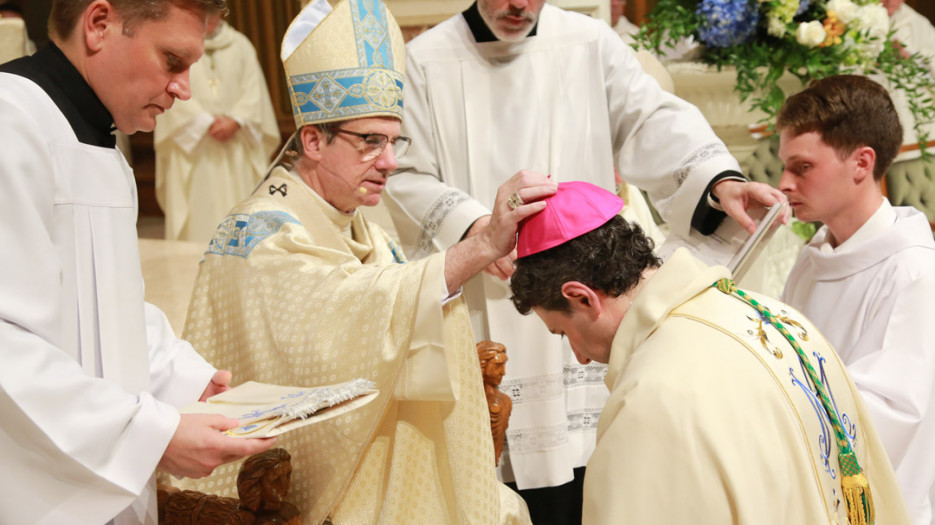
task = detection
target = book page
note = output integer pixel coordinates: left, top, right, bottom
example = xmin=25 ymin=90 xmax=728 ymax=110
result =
xmin=655 ymin=201 xmax=788 ymax=281
xmin=181 ymin=378 xmax=379 ymax=438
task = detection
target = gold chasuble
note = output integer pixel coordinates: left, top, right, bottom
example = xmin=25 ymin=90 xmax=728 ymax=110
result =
xmin=177 ymin=167 xmax=515 ymax=524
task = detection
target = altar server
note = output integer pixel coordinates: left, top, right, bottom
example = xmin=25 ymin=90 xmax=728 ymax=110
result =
xmin=0 ymin=1 xmax=274 ymax=523
xmin=155 ymin=12 xmax=280 ymax=243
xmin=779 ymin=74 xmax=935 ymax=525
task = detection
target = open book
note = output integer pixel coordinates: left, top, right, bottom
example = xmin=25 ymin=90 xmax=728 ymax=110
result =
xmin=655 ymin=201 xmax=788 ymax=282
xmin=181 ymin=378 xmax=379 ymax=438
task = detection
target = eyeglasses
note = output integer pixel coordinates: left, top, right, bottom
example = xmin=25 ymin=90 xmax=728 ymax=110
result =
xmin=329 ymin=127 xmax=412 ymax=161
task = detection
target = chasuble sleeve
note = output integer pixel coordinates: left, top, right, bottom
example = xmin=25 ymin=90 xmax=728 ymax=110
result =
xmin=154 ymin=86 xmax=211 ymax=150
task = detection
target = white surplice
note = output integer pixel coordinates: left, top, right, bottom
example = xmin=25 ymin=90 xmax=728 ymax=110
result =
xmin=782 ymin=204 xmax=935 ymax=525
xmin=383 ymin=4 xmax=740 ymax=489
xmin=155 ymin=21 xmax=280 ymax=243
xmin=0 ymin=74 xmax=215 ymax=524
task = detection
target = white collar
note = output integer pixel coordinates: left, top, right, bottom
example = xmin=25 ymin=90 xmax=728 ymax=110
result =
xmin=821 ymin=198 xmax=895 ymax=254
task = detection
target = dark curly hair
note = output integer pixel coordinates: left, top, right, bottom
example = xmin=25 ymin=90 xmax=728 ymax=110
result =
xmin=510 ymin=215 xmax=661 ymax=315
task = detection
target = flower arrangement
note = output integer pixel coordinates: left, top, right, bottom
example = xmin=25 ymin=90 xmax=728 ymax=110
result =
xmin=636 ymin=0 xmax=935 ymax=149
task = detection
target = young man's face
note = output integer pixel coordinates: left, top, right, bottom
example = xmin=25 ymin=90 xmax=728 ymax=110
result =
xmin=477 ymin=0 xmax=547 ymax=41
xmin=533 ymin=307 xmax=615 ymax=365
xmin=89 ymin=3 xmax=207 ymax=134
xmin=778 ymin=129 xmax=860 ymax=225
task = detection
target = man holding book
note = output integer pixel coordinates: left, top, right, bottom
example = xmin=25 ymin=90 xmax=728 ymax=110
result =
xmin=175 ymin=0 xmax=541 ymax=522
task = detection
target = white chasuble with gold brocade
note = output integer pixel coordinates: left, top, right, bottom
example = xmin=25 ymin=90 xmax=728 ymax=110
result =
xmin=175 ymin=167 xmax=527 ymax=524
xmin=585 ymin=250 xmax=909 ymax=524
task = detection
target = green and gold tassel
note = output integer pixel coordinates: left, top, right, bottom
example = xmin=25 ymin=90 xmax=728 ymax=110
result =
xmin=840 ymin=452 xmax=874 ymax=525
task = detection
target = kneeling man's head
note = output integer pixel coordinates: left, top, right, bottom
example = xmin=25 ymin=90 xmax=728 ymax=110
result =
xmin=510 ymin=182 xmax=661 ymax=365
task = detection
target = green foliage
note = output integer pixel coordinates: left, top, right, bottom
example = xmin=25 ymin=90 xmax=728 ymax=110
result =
xmin=790 ymin=219 xmax=819 ymax=242
xmin=635 ymin=0 xmax=935 ymax=156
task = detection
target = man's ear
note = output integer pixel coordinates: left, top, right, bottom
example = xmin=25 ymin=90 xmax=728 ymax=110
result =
xmin=852 ymin=145 xmax=877 ymax=184
xmin=83 ymin=0 xmax=114 ymax=52
xmin=561 ymin=281 xmax=602 ymax=319
xmin=300 ymin=126 xmax=325 ymax=162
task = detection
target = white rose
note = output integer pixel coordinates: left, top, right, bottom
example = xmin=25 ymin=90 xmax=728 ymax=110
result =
xmin=796 ymin=20 xmax=827 ymax=47
xmin=853 ymin=4 xmax=889 ymax=39
xmin=768 ymin=16 xmax=787 ymax=37
xmin=826 ymin=0 xmax=858 ymax=24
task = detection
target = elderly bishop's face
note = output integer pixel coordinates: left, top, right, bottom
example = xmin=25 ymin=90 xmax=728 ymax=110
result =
xmin=306 ymin=117 xmax=401 ymax=213
xmin=477 ymin=0 xmax=547 ymax=41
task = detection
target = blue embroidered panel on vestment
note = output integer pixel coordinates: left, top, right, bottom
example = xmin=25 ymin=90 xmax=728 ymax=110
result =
xmin=207 ymin=211 xmax=300 ymax=258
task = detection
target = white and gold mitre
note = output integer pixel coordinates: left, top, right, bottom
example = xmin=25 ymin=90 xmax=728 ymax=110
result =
xmin=281 ymin=0 xmax=405 ymax=127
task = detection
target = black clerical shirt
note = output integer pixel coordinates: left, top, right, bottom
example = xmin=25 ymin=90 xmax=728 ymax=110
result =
xmin=0 ymin=43 xmax=117 ymax=148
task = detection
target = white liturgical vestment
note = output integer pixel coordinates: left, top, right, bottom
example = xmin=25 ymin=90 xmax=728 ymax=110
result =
xmin=0 ymin=74 xmax=215 ymax=524
xmin=176 ymin=167 xmax=529 ymax=525
xmin=782 ymin=204 xmax=935 ymax=525
xmin=383 ymin=4 xmax=741 ymax=489
xmin=588 ymin=249 xmax=910 ymax=523
xmin=155 ymin=21 xmax=280 ymax=243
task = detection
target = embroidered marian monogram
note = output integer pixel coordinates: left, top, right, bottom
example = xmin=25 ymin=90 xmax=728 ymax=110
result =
xmin=713 ymin=278 xmax=875 ymax=525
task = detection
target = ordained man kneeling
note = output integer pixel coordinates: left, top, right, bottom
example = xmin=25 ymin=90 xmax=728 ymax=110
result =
xmin=508 ymin=181 xmax=909 ymax=524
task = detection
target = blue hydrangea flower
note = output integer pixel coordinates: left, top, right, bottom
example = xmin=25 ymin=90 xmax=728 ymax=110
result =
xmin=696 ymin=0 xmax=760 ymax=48
xmin=796 ymin=0 xmax=811 ymax=16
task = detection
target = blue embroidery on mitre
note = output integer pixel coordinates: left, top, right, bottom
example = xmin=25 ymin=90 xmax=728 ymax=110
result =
xmin=290 ymin=68 xmax=403 ymax=124
xmin=286 ymin=0 xmax=403 ymax=125
xmin=351 ymin=0 xmax=394 ymax=70
xmin=207 ymin=211 xmax=300 ymax=258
